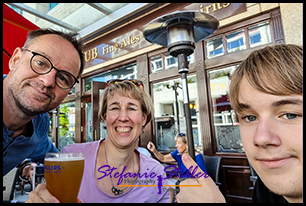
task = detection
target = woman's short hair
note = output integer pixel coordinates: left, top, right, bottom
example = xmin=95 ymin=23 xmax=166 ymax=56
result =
xmin=229 ymin=44 xmax=302 ymax=115
xmin=98 ymin=80 xmax=154 ymax=127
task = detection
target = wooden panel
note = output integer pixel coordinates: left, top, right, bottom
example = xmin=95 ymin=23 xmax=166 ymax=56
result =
xmin=136 ymin=53 xmax=152 ymax=148
xmin=74 ymin=79 xmax=82 ymax=143
xmin=194 ymin=41 xmax=214 ymax=156
xmin=270 ymin=9 xmax=285 ymax=44
xmin=91 ymin=81 xmax=106 ymax=141
xmin=217 ymin=154 xmax=253 ymax=203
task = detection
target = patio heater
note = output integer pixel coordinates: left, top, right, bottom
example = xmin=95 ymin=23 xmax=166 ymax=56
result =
xmin=143 ymin=11 xmax=219 ymax=160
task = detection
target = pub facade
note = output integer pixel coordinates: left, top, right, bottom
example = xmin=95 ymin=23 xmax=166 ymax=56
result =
xmin=49 ymin=3 xmax=302 ymax=202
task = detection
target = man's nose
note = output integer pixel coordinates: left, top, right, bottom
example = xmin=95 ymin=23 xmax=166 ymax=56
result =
xmin=38 ymin=69 xmax=57 ymax=88
xmin=253 ymin=118 xmax=281 ymax=148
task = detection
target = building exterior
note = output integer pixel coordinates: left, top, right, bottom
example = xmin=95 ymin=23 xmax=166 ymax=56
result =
xmin=16 ymin=3 xmax=303 ymax=202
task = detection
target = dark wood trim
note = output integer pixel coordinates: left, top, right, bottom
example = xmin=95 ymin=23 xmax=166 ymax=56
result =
xmin=91 ymin=81 xmax=106 ymax=141
xmin=270 ymin=9 xmax=285 ymax=44
xmin=74 ymin=79 xmax=82 ymax=144
xmin=194 ymin=41 xmax=214 ymax=156
xmin=219 ymin=154 xmax=253 ymax=203
xmin=81 ymin=95 xmax=91 ymax=143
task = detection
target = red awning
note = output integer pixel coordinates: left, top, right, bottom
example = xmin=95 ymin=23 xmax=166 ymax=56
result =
xmin=3 ymin=3 xmax=40 ymax=75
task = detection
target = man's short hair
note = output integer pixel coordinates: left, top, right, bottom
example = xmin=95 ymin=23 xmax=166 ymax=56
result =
xmin=23 ymin=29 xmax=85 ymax=78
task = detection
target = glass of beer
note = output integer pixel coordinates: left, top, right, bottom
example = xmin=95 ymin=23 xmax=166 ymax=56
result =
xmin=44 ymin=153 xmax=84 ymax=203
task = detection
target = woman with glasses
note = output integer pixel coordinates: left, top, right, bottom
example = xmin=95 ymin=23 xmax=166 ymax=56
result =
xmin=147 ymin=133 xmax=207 ymax=202
xmin=27 ymin=79 xmax=170 ymax=203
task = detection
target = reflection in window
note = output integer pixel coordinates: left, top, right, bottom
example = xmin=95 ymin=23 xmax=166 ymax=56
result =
xmin=84 ymin=62 xmax=137 ymax=91
xmin=150 ymin=53 xmax=194 ymax=73
xmin=226 ymin=30 xmax=246 ymax=54
xmin=208 ymin=65 xmax=244 ymax=153
xmin=206 ymin=36 xmax=224 ymax=59
xmin=48 ymin=110 xmax=55 ymax=143
xmin=85 ymin=91 xmax=108 ymax=142
xmin=165 ymin=53 xmax=177 ymax=70
xmin=248 ymin=21 xmax=271 ymax=48
xmin=58 ymin=102 xmax=76 ymax=150
xmin=86 ymin=102 xmax=92 ymax=142
xmin=69 ymin=85 xmax=75 ymax=94
xmin=150 ymin=55 xmax=163 ymax=73
xmin=152 ymin=75 xmax=202 ymax=153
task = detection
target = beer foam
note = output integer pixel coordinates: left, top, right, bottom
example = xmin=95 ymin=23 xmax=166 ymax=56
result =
xmin=45 ymin=157 xmax=84 ymax=161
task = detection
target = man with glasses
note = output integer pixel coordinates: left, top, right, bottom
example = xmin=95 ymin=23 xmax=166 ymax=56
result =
xmin=3 ymin=29 xmax=85 ymax=176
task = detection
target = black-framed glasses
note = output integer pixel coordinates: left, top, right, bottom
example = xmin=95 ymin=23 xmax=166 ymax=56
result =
xmin=106 ymin=79 xmax=144 ymax=91
xmin=178 ymin=133 xmax=185 ymax=137
xmin=23 ymin=48 xmax=79 ymax=89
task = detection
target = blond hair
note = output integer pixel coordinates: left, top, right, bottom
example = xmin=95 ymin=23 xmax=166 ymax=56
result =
xmin=98 ymin=80 xmax=154 ymax=127
xmin=229 ymin=44 xmax=302 ymax=115
xmin=175 ymin=134 xmax=188 ymax=153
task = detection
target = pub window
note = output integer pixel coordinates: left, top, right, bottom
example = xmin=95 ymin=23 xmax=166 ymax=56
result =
xmin=248 ymin=21 xmax=271 ymax=48
xmin=226 ymin=29 xmax=246 ymax=54
xmin=152 ymin=75 xmax=202 ymax=153
xmin=150 ymin=52 xmax=194 ymax=73
xmin=206 ymin=35 xmax=224 ymax=59
xmin=165 ymin=53 xmax=177 ymax=70
xmin=58 ymin=102 xmax=76 ymax=150
xmin=150 ymin=55 xmax=163 ymax=74
xmin=205 ymin=21 xmax=272 ymax=59
xmin=84 ymin=62 xmax=137 ymax=92
xmin=208 ymin=65 xmax=244 ymax=153
xmin=69 ymin=85 xmax=76 ymax=95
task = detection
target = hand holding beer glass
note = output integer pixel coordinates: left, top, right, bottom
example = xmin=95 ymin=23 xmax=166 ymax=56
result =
xmin=44 ymin=153 xmax=84 ymax=203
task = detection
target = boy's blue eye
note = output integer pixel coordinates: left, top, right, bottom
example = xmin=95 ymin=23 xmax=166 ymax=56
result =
xmin=242 ymin=115 xmax=257 ymax=122
xmin=284 ymin=113 xmax=298 ymax=120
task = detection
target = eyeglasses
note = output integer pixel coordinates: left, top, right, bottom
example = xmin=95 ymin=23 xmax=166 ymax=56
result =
xmin=178 ymin=133 xmax=185 ymax=137
xmin=23 ymin=48 xmax=79 ymax=89
xmin=106 ymin=79 xmax=144 ymax=91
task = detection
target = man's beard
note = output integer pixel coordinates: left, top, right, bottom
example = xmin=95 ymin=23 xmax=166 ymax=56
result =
xmin=8 ymin=79 xmax=54 ymax=117
xmin=13 ymin=93 xmax=51 ymax=116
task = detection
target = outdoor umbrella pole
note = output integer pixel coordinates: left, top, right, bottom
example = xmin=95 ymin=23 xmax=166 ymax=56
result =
xmin=178 ymin=53 xmax=196 ymax=161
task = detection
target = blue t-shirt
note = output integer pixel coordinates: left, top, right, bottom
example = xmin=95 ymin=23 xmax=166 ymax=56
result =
xmin=3 ymin=113 xmax=59 ymax=176
xmin=170 ymin=150 xmax=207 ymax=178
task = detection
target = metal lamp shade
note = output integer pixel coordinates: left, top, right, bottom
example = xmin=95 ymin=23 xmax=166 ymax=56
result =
xmin=167 ymin=23 xmax=195 ymax=56
xmin=143 ymin=10 xmax=219 ymax=48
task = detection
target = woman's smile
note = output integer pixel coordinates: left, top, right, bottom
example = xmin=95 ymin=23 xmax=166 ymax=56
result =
xmin=115 ymin=126 xmax=132 ymax=133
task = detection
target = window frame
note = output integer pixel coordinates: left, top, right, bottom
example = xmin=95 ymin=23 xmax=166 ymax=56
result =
xmin=204 ymin=19 xmax=273 ymax=60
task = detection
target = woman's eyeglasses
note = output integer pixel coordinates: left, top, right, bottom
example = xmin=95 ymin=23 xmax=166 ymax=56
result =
xmin=106 ymin=79 xmax=144 ymax=91
xmin=178 ymin=133 xmax=185 ymax=137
